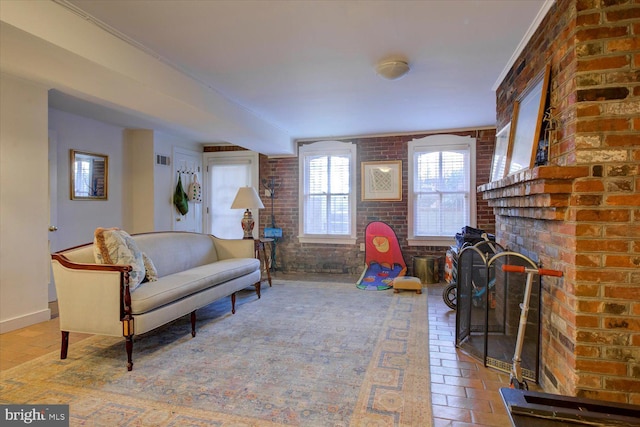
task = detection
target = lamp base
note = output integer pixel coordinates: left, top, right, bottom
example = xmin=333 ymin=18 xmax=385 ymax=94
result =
xmin=241 ymin=209 xmax=255 ymax=239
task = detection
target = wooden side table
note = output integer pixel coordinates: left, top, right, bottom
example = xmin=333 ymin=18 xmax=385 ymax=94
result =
xmin=255 ymin=238 xmax=273 ymax=287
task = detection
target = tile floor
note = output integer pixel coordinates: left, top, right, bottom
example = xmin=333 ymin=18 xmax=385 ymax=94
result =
xmin=0 ymin=273 xmax=522 ymax=426
xmin=426 ymin=282 xmax=517 ymax=427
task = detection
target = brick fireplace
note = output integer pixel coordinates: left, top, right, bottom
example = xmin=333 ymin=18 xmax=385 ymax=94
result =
xmin=487 ymin=0 xmax=639 ymax=405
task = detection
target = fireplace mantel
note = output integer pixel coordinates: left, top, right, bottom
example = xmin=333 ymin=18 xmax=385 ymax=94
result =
xmin=477 ymin=166 xmax=590 ymax=220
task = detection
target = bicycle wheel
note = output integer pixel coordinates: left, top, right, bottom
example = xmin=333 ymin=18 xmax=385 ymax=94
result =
xmin=443 ymin=283 xmax=457 ymax=309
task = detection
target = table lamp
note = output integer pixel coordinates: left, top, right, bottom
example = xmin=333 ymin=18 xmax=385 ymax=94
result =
xmin=230 ymin=186 xmax=264 ymax=239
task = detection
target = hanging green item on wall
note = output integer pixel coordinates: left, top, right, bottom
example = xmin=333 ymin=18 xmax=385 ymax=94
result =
xmin=173 ymin=173 xmax=189 ymax=215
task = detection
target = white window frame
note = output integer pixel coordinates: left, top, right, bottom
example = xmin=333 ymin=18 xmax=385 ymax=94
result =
xmin=407 ymin=134 xmax=476 ymax=247
xmin=298 ymin=140 xmax=357 ymax=244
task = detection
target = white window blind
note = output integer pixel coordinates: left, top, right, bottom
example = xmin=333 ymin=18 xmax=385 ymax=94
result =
xmin=299 ymin=141 xmax=356 ymax=244
xmin=209 ymin=162 xmax=251 ymax=238
xmin=408 ymin=135 xmax=476 ymax=245
xmin=414 ymin=149 xmax=468 ymax=236
xmin=205 ymin=152 xmax=258 ymax=239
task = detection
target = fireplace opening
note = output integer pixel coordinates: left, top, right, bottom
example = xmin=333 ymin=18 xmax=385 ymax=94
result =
xmin=456 ymin=248 xmax=542 ymax=383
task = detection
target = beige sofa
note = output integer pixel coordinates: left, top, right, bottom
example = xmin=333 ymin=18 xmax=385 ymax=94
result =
xmin=51 ymin=231 xmax=261 ymax=371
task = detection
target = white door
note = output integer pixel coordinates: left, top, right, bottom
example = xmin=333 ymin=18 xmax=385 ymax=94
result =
xmin=48 ymin=131 xmax=58 ymax=302
xmin=205 ymin=151 xmax=260 ymax=239
xmin=173 ymin=147 xmax=203 ymax=233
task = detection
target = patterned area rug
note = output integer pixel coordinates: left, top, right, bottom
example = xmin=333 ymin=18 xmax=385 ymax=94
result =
xmin=0 ymin=280 xmax=431 ymax=426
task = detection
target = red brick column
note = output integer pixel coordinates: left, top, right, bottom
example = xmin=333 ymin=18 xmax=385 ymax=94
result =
xmin=494 ymin=0 xmax=639 ymax=404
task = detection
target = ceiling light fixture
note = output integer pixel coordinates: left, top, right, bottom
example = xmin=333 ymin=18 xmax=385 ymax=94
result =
xmin=375 ymin=58 xmax=410 ymax=80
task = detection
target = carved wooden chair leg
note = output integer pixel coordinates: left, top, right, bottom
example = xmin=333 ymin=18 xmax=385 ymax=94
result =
xmin=254 ymin=282 xmax=261 ymax=299
xmin=125 ymin=336 xmax=133 ymax=371
xmin=231 ymin=292 xmax=236 ymax=314
xmin=60 ymin=331 xmax=69 ymax=359
xmin=190 ymin=311 xmax=197 ymax=337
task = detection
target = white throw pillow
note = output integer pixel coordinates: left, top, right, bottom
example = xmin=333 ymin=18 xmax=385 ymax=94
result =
xmin=142 ymin=252 xmax=159 ymax=282
xmin=94 ymin=228 xmax=146 ymax=289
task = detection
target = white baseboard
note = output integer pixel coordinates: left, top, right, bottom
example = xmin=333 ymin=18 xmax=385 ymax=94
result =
xmin=0 ymin=308 xmax=51 ymax=334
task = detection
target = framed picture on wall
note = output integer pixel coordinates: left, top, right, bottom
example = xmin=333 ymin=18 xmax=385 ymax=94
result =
xmin=490 ymin=122 xmax=511 ymax=182
xmin=361 ymin=160 xmax=402 ymax=201
xmin=70 ymin=150 xmax=108 ymax=200
xmin=507 ymin=64 xmax=551 ymax=175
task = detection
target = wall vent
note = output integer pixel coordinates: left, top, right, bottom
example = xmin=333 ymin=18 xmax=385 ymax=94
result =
xmin=156 ymin=154 xmax=170 ymax=166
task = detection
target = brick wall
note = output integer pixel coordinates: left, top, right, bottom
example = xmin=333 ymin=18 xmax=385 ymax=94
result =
xmin=256 ymin=129 xmax=496 ymax=276
xmin=493 ymin=0 xmax=639 ymax=404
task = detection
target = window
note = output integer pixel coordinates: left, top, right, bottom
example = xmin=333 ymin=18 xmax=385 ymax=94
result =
xmin=74 ymin=159 xmax=92 ymax=197
xmin=408 ymin=135 xmax=476 ymax=246
xmin=204 ymin=151 xmax=259 ymax=239
xmin=299 ymin=141 xmax=356 ymax=244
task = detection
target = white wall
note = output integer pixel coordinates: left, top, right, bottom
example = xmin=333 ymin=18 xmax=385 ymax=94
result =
xmin=124 ymin=129 xmax=155 ymax=234
xmin=48 ymin=111 xmax=203 ymax=248
xmin=153 ymin=132 xmax=201 ymax=231
xmin=0 ymin=74 xmax=51 ymax=333
xmin=0 ymin=93 xmax=203 ymax=333
xmin=49 ymin=109 xmax=125 ymax=250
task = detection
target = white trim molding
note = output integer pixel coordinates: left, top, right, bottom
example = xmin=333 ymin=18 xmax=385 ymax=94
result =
xmin=0 ymin=309 xmax=51 ymax=334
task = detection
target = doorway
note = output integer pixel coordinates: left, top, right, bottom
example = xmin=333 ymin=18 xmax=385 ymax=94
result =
xmin=204 ymin=151 xmax=260 ymax=239
xmin=48 ymin=131 xmax=58 ymax=303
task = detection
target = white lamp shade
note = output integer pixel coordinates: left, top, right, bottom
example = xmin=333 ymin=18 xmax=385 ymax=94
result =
xmin=230 ymin=186 xmax=265 ymax=209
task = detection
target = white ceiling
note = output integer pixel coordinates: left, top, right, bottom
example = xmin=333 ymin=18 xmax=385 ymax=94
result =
xmin=52 ymin=0 xmax=550 ymax=154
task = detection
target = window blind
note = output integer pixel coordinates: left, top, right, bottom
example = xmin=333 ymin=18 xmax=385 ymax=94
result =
xmin=414 ymin=149 xmax=469 ymax=237
xmin=303 ymin=154 xmax=351 ymax=235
